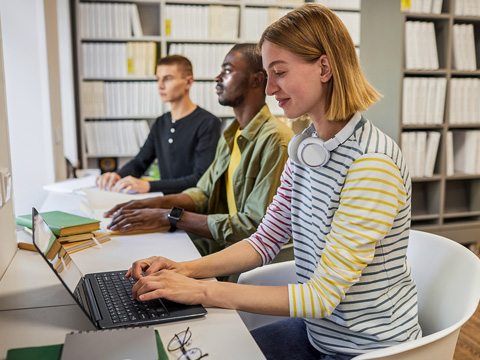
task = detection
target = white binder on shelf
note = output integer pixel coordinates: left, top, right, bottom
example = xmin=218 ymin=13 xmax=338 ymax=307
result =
xmin=424 ymin=131 xmax=441 ymax=177
xmin=130 ymin=4 xmax=143 ymax=37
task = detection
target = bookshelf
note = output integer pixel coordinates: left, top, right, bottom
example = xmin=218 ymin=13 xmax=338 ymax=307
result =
xmin=71 ymin=0 xmax=305 ymax=170
xmin=360 ymin=0 xmax=480 ymax=245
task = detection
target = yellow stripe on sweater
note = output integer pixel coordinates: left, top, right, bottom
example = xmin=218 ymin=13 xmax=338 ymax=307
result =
xmin=325 ymin=247 xmax=365 ymax=270
xmin=329 ymin=233 xmax=375 ymax=254
xmin=314 ymin=275 xmax=340 ymax=305
xmin=344 ymin=178 xmax=406 ymax=196
xmin=334 ymin=222 xmax=378 ymax=243
xmin=336 ymin=211 xmax=393 ymax=227
xmin=341 ymin=187 xmax=398 ymax=198
xmin=347 ymin=167 xmax=403 ymax=184
xmin=291 ymin=285 xmax=297 ymax=317
xmin=308 ymin=278 xmax=326 ymax=318
xmin=336 ymin=214 xmax=390 ymax=235
xmin=341 ymin=196 xmax=399 ymax=209
xmin=352 ymin=157 xmax=401 ymax=170
xmin=340 ymin=203 xmax=396 ymax=218
xmin=301 ymin=285 xmax=306 ymax=318
xmin=308 ymin=285 xmax=316 ymax=318
xmin=319 ymin=260 xmax=357 ymax=283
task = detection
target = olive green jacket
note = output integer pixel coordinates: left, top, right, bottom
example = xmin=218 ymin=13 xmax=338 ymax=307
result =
xmin=183 ymin=105 xmax=294 ymax=254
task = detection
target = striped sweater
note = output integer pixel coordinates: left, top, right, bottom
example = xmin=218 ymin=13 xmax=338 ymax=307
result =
xmin=247 ymin=114 xmax=422 ymax=355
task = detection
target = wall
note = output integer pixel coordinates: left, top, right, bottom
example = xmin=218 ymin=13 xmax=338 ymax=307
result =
xmin=0 ymin=14 xmax=17 ymax=280
xmin=57 ymin=0 xmax=78 ymax=168
xmin=0 ymin=0 xmax=75 ymax=215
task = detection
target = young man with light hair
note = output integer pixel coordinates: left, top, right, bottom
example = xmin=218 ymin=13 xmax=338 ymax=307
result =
xmin=97 ymin=55 xmax=220 ymax=194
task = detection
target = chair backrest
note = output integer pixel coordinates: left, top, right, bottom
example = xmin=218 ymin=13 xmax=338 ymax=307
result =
xmin=353 ymin=230 xmax=480 ymax=359
xmin=237 ymin=260 xmax=296 ymax=330
xmin=406 ymin=230 xmax=480 ymax=336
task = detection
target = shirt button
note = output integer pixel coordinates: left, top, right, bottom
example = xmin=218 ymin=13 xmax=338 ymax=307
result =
xmin=168 ymin=138 xmax=173 ymax=144
xmin=170 ymin=128 xmax=175 ymax=133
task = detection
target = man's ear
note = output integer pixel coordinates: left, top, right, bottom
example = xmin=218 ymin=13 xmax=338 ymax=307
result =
xmin=251 ymin=71 xmax=266 ymax=88
xmin=317 ymin=55 xmax=333 ymax=83
xmin=185 ymin=75 xmax=194 ymax=88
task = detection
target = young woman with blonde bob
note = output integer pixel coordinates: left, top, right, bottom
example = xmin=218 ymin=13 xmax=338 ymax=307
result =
xmin=126 ymin=4 xmax=421 ymax=359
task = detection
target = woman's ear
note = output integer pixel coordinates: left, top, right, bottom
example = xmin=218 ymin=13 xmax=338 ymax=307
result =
xmin=317 ymin=55 xmax=333 ymax=83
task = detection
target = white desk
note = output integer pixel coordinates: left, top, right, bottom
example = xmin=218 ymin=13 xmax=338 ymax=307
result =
xmin=0 ymin=191 xmax=265 ymax=359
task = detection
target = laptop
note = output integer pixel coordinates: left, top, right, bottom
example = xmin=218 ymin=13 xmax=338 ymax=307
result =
xmin=32 ymin=207 xmax=207 ymax=329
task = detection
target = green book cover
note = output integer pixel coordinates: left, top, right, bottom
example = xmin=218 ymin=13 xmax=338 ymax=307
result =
xmin=6 ymin=344 xmax=63 ymax=360
xmin=16 ymin=211 xmax=100 ymax=236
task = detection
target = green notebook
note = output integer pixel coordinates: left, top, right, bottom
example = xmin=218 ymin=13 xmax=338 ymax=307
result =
xmin=6 ymin=344 xmax=62 ymax=360
xmin=16 ymin=211 xmax=100 ymax=236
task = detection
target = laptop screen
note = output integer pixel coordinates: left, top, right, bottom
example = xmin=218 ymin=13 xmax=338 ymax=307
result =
xmin=32 ymin=208 xmax=84 ymax=294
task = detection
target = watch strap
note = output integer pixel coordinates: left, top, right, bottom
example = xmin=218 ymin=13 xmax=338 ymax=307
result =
xmin=168 ymin=207 xmax=184 ymax=232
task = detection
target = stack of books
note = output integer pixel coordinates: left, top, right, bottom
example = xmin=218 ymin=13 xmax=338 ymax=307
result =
xmin=16 ymin=211 xmax=110 ymax=258
xmin=401 ymin=131 xmax=441 ymax=178
xmin=405 ymin=21 xmax=439 ymax=70
xmin=82 ymin=42 xmax=157 ymax=78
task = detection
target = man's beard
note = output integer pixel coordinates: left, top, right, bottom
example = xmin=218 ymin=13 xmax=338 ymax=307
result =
xmin=218 ymin=93 xmax=245 ymax=108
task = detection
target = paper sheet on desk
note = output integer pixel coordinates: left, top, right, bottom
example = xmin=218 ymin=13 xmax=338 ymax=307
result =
xmin=82 ymin=188 xmax=163 ymax=209
xmin=78 ymin=188 xmax=164 ymax=232
xmin=43 ymin=176 xmax=97 ymax=193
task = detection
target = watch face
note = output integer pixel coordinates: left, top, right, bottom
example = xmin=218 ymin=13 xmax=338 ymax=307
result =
xmin=169 ymin=207 xmax=184 ymax=219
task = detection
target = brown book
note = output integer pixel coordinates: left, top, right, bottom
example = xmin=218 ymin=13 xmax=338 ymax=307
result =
xmin=57 ymin=231 xmax=109 ymax=243
xmin=17 ymin=242 xmax=36 ymax=252
xmin=108 ymin=226 xmax=169 ymax=236
xmin=17 ymin=233 xmax=62 ymax=259
xmin=54 ymin=252 xmax=72 ymax=274
xmin=62 ymin=236 xmax=111 ymax=254
xmin=45 ymin=238 xmax=62 ymax=260
xmin=17 ymin=228 xmax=36 ymax=252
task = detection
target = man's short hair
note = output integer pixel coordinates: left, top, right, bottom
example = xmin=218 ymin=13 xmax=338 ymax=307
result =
xmin=156 ymin=55 xmax=193 ymax=77
xmin=230 ymin=43 xmax=267 ymax=89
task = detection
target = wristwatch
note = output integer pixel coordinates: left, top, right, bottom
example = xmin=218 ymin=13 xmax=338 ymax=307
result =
xmin=167 ymin=207 xmax=184 ymax=232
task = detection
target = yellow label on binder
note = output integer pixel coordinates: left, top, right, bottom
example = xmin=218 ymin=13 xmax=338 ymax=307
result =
xmin=127 ymin=58 xmax=134 ymax=74
xmin=401 ymin=0 xmax=412 ymax=10
xmin=165 ymin=19 xmax=171 ymax=36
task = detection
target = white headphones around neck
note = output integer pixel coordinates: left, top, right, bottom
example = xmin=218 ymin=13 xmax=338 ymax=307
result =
xmin=288 ymin=113 xmax=362 ymax=168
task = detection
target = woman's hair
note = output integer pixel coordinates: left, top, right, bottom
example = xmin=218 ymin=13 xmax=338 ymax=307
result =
xmin=157 ymin=55 xmax=193 ymax=77
xmin=258 ymin=3 xmax=381 ymax=121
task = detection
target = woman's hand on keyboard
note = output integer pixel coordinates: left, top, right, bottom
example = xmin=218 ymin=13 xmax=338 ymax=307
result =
xmin=131 ymin=269 xmax=204 ymax=305
xmin=126 ymin=256 xmax=186 ymax=281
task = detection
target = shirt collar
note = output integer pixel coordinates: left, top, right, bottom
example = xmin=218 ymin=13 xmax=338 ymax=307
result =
xmin=224 ymin=104 xmax=271 ymax=142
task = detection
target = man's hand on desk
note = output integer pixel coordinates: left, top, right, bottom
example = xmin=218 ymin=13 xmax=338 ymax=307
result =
xmin=106 ymin=208 xmax=169 ymax=232
xmin=104 ymin=197 xmax=163 ymax=218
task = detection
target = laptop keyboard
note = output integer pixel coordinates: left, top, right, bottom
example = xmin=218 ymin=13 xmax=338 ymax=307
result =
xmin=74 ymin=285 xmax=84 ymax=308
xmin=95 ymin=271 xmax=168 ymax=324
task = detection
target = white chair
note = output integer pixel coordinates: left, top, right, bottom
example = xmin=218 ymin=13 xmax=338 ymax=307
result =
xmin=237 ymin=260 xmax=296 ymax=330
xmin=237 ymin=230 xmax=480 ymax=360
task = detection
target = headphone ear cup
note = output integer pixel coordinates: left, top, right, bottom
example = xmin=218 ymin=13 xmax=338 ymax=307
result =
xmin=288 ymin=133 xmax=310 ymax=165
xmin=299 ymin=138 xmax=330 ymax=167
